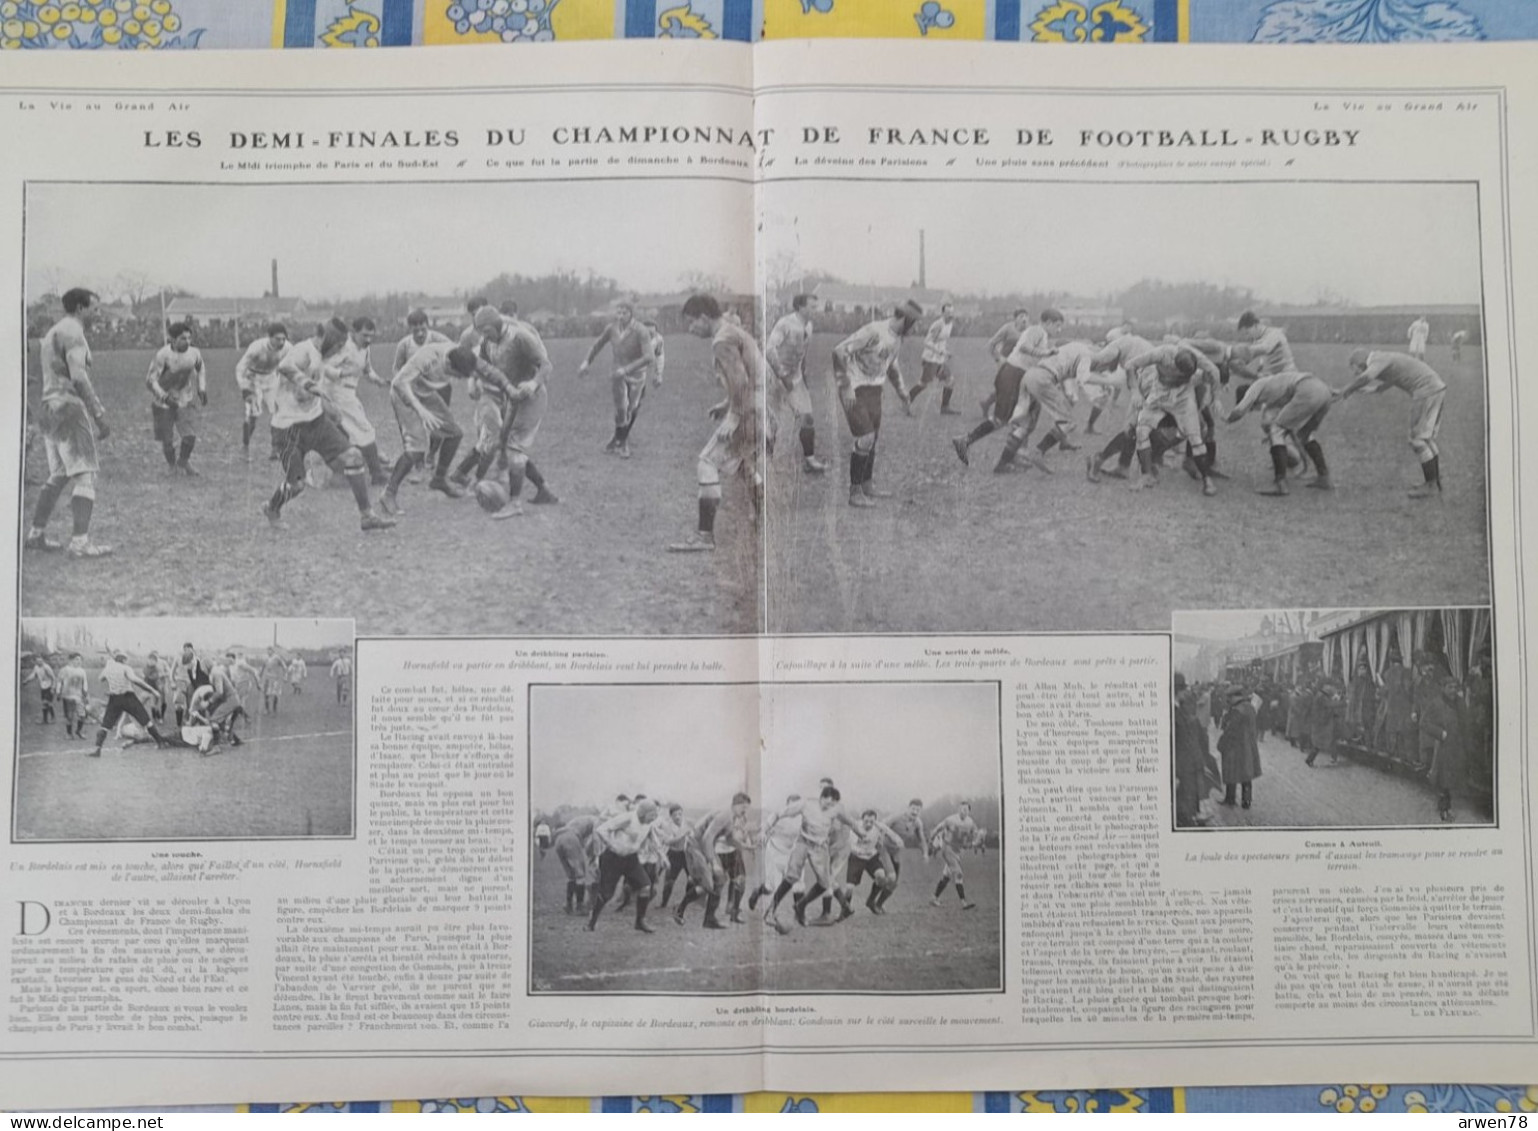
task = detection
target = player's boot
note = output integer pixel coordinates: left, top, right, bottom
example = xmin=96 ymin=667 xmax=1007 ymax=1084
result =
xmin=1202 ymin=477 xmax=1218 ymax=497
xmin=379 ymin=492 xmax=405 ymax=517
xmin=429 ymin=477 xmax=468 ymax=499
xmin=531 ymin=487 xmax=560 ymax=505
xmin=961 ymin=901 xmax=977 ymax=911
xmin=491 ymin=500 xmax=526 ymax=521
xmin=803 ymin=455 xmax=829 ymax=474
xmin=359 ymin=509 xmax=397 ymax=532
xmin=667 ymin=532 xmax=716 ymax=551
xmin=848 ymin=488 xmax=876 ymax=508
xmin=1258 ymin=478 xmax=1290 ymax=497
xmin=65 ymin=537 xmax=112 ymax=559
xmin=1086 ymin=455 xmax=1102 ymax=483
xmin=261 ymin=502 xmax=286 ymax=529
xmin=1408 ymin=484 xmax=1439 ymax=499
xmin=617 ymin=442 xmax=632 ymax=460
xmin=862 ymin=482 xmax=892 ymax=500
xmin=23 ymin=531 xmax=62 ymax=552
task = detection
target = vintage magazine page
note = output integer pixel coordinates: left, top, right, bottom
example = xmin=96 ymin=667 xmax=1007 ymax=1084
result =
xmin=1 ymin=38 xmax=1536 ymax=1106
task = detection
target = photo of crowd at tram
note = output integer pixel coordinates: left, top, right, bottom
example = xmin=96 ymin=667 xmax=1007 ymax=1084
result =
xmin=1174 ymin=607 xmax=1494 ymax=829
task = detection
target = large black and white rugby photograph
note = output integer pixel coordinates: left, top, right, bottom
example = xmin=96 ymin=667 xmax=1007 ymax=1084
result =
xmin=21 ymin=179 xmax=759 ymax=637
xmin=528 ymin=680 xmax=1002 ymax=995
xmin=756 ymin=180 xmax=1491 ymax=634
xmin=1172 ymin=607 xmax=1494 ymax=831
xmin=14 ymin=615 xmax=355 ymax=842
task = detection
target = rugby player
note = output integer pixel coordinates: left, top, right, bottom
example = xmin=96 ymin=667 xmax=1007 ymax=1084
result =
xmin=765 ymin=295 xmax=829 ymax=473
xmin=908 ymin=302 xmax=961 ymax=415
xmin=673 ymin=793 xmax=752 ymax=930
xmin=91 ymin=651 xmax=168 ymax=757
xmin=145 ymin=322 xmax=207 ymax=476
xmin=262 ymin=318 xmax=396 ymax=533
xmin=392 ymin=309 xmax=451 ymax=375
xmin=1122 ymin=342 xmax=1221 ymax=496
xmin=325 ymin=316 xmax=392 ymax=486
xmin=929 ymin=800 xmax=979 ymax=910
xmin=586 ymin=800 xmax=660 ymax=933
xmin=379 ymin=343 xmax=486 ymax=515
xmin=578 ymin=301 xmax=665 ymax=458
xmin=764 ymin=786 xmax=861 ymax=934
xmin=474 ymin=307 xmax=558 ymax=518
xmin=747 ymin=793 xmax=802 ymax=915
xmin=833 ymin=301 xmax=922 ymax=508
xmin=58 ymin=653 xmax=89 ymax=739
xmin=668 ymin=294 xmax=764 ymax=551
xmin=25 ymin=288 xmax=114 ymax=559
xmin=1335 ymin=348 xmax=1448 ymax=498
xmin=953 ymin=308 xmax=1062 ymax=467
xmin=844 ymin=810 xmax=904 ymax=914
xmin=553 ymin=814 xmax=599 ymax=913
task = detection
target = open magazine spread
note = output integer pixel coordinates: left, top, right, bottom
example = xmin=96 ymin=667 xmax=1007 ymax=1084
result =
xmin=1 ymin=39 xmax=1535 ymax=1106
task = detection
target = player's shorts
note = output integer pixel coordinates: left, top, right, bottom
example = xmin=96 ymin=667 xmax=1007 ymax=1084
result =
xmin=784 ymin=375 xmax=813 ymax=418
xmin=828 ymin=841 xmax=852 ymax=881
xmin=846 ymin=853 xmax=885 ymax=887
xmin=1018 ymin=367 xmax=1073 ymax=428
xmin=101 ymin=691 xmax=151 ymax=730
xmin=38 ymin=687 xmax=55 ymax=704
xmin=277 ymin=413 xmax=353 ymax=481
xmin=1271 ymin=375 xmax=1332 ymax=437
xmin=992 ymin=363 xmax=1026 ymax=423
xmin=503 ymin=385 xmax=547 ymax=457
xmin=919 ymin=359 xmax=953 ymax=387
xmin=1137 ymin=383 xmax=1203 ymax=450
xmin=62 ymin=697 xmax=82 ymax=721
xmin=151 ymin=400 xmax=198 ymax=442
xmin=328 ymin=385 xmax=377 ymax=447
xmin=699 ymin=409 xmax=749 ymax=477
xmin=761 ymin=840 xmax=793 ymax=889
xmin=612 ymin=372 xmax=647 ymax=424
xmin=263 ymin=679 xmax=284 ymax=697
xmin=535 ymin=831 xmax=553 ymax=851
xmin=554 ymin=833 xmax=587 ymax=882
xmin=786 ymin=838 xmax=833 ymax=888
xmin=596 ymin=848 xmax=650 ymax=900
xmin=938 ymin=845 xmax=965 ymax=880
xmin=720 ymin=849 xmax=745 ymax=884
xmin=38 ymin=394 xmax=99 ymax=478
xmin=1410 ymin=389 xmax=1446 ymax=444
xmin=392 ymin=389 xmax=462 ymax=456
xmin=473 ymin=398 xmax=504 ymax=455
xmin=843 ymin=385 xmax=884 ymax=438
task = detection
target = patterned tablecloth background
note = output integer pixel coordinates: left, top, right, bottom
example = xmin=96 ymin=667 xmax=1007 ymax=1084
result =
xmin=6 ymin=0 xmax=1537 ymax=1114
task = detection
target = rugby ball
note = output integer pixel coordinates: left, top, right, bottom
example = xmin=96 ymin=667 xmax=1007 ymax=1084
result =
xmin=475 ymin=480 xmax=511 ymax=513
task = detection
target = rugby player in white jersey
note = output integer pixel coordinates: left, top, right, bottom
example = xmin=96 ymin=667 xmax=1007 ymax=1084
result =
xmin=765 ymin=295 xmax=828 ymax=473
xmin=262 ymin=318 xmax=396 ymax=532
xmin=908 ymin=302 xmax=961 ymax=415
xmin=235 ymin=322 xmax=291 ymax=461
xmin=833 ymin=301 xmax=922 ymax=508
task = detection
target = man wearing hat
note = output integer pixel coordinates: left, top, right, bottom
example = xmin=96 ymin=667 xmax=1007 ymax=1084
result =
xmin=1419 ymin=675 xmax=1467 ymax=821
xmin=1217 ymin=684 xmax=1262 ymax=810
xmin=832 ymin=300 xmax=922 ymax=508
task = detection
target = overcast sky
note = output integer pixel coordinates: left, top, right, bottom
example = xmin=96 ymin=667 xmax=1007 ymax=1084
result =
xmin=21 ymin=617 xmax=351 ymax=656
xmin=530 ymin=681 xmax=999 ymax=813
xmin=761 ymin=181 xmax=1482 ymax=305
xmin=25 ymin=180 xmax=751 ymax=302
xmin=760 ymin=682 xmax=999 ymax=815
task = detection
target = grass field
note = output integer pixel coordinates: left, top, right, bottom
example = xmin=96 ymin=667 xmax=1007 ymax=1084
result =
xmin=766 ymin=339 xmax=1491 ymax=634
xmin=22 ymin=336 xmax=760 ymax=637
xmin=23 ymin=337 xmax=1488 ymax=637
xmin=13 ymin=666 xmax=353 ymax=841
xmin=529 ymin=846 xmax=1001 ymax=994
